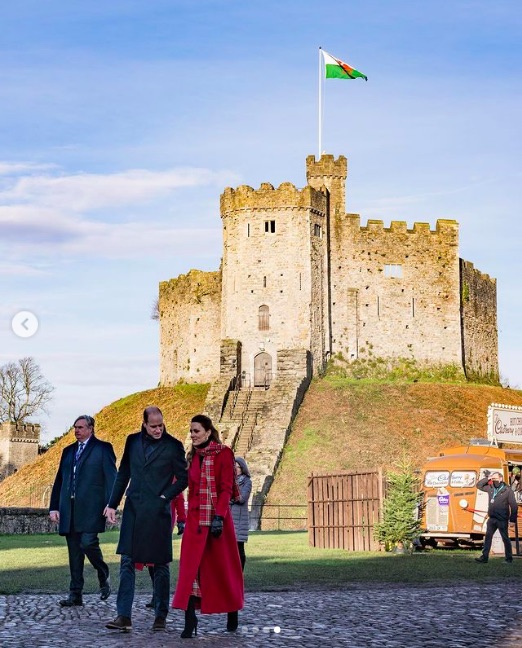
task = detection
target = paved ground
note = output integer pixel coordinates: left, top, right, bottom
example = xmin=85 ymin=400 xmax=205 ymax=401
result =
xmin=1 ymin=583 xmax=522 ymax=647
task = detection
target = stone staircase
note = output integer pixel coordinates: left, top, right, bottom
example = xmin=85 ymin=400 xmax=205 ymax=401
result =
xmin=203 ymin=350 xmax=312 ymax=529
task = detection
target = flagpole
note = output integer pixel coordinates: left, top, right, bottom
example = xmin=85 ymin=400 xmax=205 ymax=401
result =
xmin=318 ymin=47 xmax=322 ymax=160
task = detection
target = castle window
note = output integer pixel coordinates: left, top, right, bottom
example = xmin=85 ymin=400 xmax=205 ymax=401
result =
xmin=258 ymin=305 xmax=270 ymax=331
xmin=264 ymin=220 xmax=276 ymax=234
xmin=384 ymin=264 xmax=403 ymax=278
xmin=314 ymin=223 xmax=322 ymax=237
xmin=247 ymin=223 xmax=250 ymax=237
xmin=263 ymin=276 xmax=267 ymax=288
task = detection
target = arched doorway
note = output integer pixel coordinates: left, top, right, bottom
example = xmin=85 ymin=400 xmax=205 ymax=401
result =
xmin=254 ymin=352 xmax=272 ymax=388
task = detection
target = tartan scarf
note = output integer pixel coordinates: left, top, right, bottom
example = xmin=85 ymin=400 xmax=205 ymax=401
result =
xmin=195 ymin=441 xmax=240 ymax=526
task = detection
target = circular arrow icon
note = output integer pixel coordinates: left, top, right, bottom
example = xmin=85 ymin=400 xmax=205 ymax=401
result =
xmin=11 ymin=311 xmax=39 ymax=338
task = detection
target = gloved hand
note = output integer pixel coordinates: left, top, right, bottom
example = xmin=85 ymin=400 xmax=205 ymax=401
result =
xmin=483 ymin=470 xmax=490 ymax=478
xmin=177 ymin=521 xmax=185 ymax=535
xmin=210 ymin=515 xmax=224 ymax=538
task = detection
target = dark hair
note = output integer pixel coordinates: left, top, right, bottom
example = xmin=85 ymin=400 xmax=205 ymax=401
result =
xmin=141 ymin=406 xmax=166 ymax=434
xmin=187 ymin=414 xmax=221 ymax=464
xmin=74 ymin=415 xmax=95 ymax=430
xmin=143 ymin=406 xmax=163 ymax=423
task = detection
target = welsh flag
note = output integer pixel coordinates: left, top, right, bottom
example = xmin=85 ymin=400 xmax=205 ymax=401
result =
xmin=323 ymin=50 xmax=367 ymax=81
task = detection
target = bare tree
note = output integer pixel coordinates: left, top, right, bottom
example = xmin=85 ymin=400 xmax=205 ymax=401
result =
xmin=0 ymin=357 xmax=54 ymax=423
xmin=151 ymin=297 xmax=159 ymax=321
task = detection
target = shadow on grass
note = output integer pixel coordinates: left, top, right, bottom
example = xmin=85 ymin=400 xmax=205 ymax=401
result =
xmin=2 ymin=530 xmax=521 ymax=594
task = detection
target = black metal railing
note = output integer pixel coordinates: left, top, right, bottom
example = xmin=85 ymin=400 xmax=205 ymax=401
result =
xmin=250 ymin=503 xmax=307 ymax=531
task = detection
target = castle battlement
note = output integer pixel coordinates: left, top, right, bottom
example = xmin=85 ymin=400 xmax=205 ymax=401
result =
xmin=0 ymin=422 xmax=41 ymax=441
xmin=461 ymin=259 xmax=495 ymax=284
xmin=159 ymin=269 xmax=221 ymax=306
xmin=306 ymin=154 xmax=348 ymax=178
xmin=344 ymin=215 xmax=458 ymax=236
xmin=221 ymin=182 xmax=326 ymax=215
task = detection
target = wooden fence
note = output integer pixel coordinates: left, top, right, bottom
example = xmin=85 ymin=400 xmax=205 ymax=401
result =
xmin=308 ymin=469 xmax=384 ymax=551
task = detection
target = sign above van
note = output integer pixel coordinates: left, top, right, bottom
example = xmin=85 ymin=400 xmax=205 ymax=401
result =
xmin=487 ymin=403 xmax=522 ymax=445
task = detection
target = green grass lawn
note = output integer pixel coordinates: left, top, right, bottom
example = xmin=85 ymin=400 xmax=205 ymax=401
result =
xmin=0 ymin=530 xmax=519 ymax=595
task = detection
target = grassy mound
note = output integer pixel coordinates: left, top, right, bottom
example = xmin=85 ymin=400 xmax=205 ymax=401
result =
xmin=0 ymin=384 xmax=208 ymax=506
xmin=266 ymin=378 xmax=522 ymax=508
xmin=2 ymin=376 xmax=522 ymax=511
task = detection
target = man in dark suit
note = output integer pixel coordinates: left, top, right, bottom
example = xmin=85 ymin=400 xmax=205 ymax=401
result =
xmin=49 ymin=414 xmax=117 ymax=607
xmin=104 ymin=406 xmax=188 ymax=632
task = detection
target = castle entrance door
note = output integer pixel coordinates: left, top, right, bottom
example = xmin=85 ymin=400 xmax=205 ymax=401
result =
xmin=254 ymin=352 xmax=272 ymax=389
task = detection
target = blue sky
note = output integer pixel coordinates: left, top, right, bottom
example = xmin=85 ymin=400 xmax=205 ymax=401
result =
xmin=1 ymin=1 xmax=520 ymax=443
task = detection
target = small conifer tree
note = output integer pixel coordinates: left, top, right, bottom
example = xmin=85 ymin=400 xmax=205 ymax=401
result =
xmin=374 ymin=459 xmax=423 ymax=551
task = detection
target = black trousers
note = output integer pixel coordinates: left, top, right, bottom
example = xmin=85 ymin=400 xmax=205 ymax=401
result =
xmin=66 ymin=500 xmax=109 ymax=595
xmin=237 ymin=541 xmax=246 ymax=571
xmin=482 ymin=517 xmax=513 ymax=560
xmin=117 ymin=555 xmax=170 ymax=619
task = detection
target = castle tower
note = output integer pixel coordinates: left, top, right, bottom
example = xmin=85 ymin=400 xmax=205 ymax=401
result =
xmin=220 ymin=181 xmax=329 ymax=383
xmin=159 ymin=269 xmax=221 ymax=384
xmin=0 ymin=422 xmax=40 ymax=479
xmin=306 ymin=154 xmax=347 ymax=219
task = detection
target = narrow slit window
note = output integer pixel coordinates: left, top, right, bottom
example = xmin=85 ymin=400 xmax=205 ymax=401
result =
xmin=258 ymin=305 xmax=270 ymax=331
xmin=314 ymin=223 xmax=322 ymax=237
xmin=264 ymin=220 xmax=276 ymax=234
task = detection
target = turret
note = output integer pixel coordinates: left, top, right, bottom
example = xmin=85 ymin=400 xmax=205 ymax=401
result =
xmin=306 ymin=154 xmax=347 ymax=217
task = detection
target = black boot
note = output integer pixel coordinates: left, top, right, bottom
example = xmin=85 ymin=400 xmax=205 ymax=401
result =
xmin=227 ymin=611 xmax=238 ymax=632
xmin=181 ymin=595 xmax=198 ymax=639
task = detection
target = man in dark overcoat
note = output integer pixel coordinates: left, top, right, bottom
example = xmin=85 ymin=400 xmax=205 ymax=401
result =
xmin=49 ymin=414 xmax=117 ymax=606
xmin=104 ymin=406 xmax=188 ymax=632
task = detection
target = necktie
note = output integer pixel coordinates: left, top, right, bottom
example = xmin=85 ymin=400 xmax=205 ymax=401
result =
xmin=72 ymin=442 xmax=85 ymax=497
xmin=75 ymin=442 xmax=85 ymax=461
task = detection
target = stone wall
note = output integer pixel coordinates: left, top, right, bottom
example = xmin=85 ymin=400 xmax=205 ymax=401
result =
xmin=460 ymin=260 xmax=499 ymax=380
xmin=0 ymin=507 xmax=55 ymax=534
xmin=329 ymin=215 xmax=463 ymax=368
xmin=0 ymin=508 xmax=122 ymax=534
xmin=159 ymin=269 xmax=221 ymax=384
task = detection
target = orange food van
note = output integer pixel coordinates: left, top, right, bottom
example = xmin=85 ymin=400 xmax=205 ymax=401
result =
xmin=419 ymin=443 xmax=522 ymax=549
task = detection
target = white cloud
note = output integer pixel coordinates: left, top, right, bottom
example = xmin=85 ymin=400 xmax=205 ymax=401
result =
xmin=0 ymin=163 xmax=236 ymax=265
xmin=1 ymin=166 xmax=239 ymax=211
xmin=0 ymin=161 xmax=59 ymax=175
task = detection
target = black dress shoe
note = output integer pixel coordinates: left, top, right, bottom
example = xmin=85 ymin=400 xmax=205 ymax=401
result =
xmin=152 ymin=617 xmax=166 ymax=631
xmin=59 ymin=595 xmax=83 ymax=607
xmin=100 ymin=578 xmax=111 ymax=600
xmin=105 ymin=616 xmax=132 ymax=631
xmin=145 ymin=597 xmax=155 ymax=608
xmin=474 ymin=556 xmax=488 ymax=563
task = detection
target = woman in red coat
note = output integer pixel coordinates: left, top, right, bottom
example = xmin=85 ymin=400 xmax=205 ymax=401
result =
xmin=172 ymin=414 xmax=244 ymax=638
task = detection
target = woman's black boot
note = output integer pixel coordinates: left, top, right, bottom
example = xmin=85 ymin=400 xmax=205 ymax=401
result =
xmin=226 ymin=611 xmax=238 ymax=632
xmin=181 ymin=596 xmax=198 ymax=638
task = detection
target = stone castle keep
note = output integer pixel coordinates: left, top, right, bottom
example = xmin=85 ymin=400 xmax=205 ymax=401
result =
xmin=159 ymin=154 xmax=498 ymax=521
xmin=0 ymin=422 xmax=40 ymax=479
